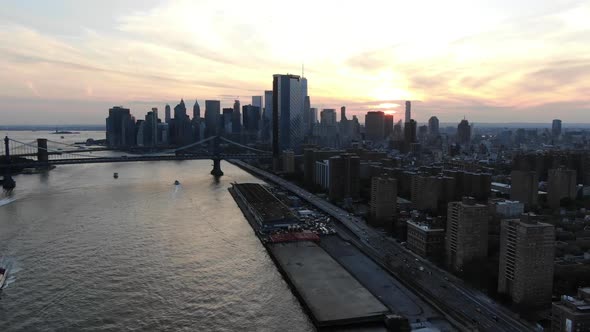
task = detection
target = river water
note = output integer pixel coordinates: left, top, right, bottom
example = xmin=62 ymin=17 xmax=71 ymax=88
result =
xmin=0 ymin=131 xmax=313 ymax=331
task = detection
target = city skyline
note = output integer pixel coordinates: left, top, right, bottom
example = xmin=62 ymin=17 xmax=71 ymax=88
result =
xmin=1 ymin=0 xmax=589 ymax=124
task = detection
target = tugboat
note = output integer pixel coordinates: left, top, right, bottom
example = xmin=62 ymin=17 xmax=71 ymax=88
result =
xmin=0 ymin=267 xmax=7 ymax=289
xmin=174 ymin=180 xmax=180 ymax=185
xmin=113 ymin=172 xmax=119 ymax=179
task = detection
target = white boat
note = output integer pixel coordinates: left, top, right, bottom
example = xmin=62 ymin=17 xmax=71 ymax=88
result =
xmin=0 ymin=267 xmax=6 ymax=289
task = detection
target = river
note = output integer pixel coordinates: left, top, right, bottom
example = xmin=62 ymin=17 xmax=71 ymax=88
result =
xmin=0 ymin=131 xmax=313 ymax=331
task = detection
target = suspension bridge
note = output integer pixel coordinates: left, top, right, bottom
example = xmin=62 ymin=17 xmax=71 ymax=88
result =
xmin=1 ymin=136 xmax=273 ymax=190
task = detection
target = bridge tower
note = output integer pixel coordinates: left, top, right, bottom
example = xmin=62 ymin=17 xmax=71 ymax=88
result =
xmin=210 ymin=136 xmax=224 ymax=177
xmin=2 ymin=136 xmax=16 ymax=190
xmin=37 ymin=138 xmax=49 ymax=164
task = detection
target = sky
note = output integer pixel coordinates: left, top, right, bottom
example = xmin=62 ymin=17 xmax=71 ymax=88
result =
xmin=0 ymin=0 xmax=589 ymax=125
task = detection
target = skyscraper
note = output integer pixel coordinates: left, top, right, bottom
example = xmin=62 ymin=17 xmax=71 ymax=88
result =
xmin=404 ymin=119 xmax=417 ymax=146
xmin=242 ymin=105 xmax=261 ymax=133
xmin=328 ymin=154 xmax=360 ymax=202
xmin=303 ymin=96 xmax=313 ymax=135
xmin=106 ymin=106 xmax=135 ymax=147
xmin=143 ymin=108 xmax=159 ymax=146
xmin=272 ymin=74 xmax=308 ymax=157
xmin=205 ymin=100 xmax=221 ymax=138
xmin=222 ymin=108 xmax=233 ymax=135
xmin=510 ymin=170 xmax=539 ymax=209
xmin=165 ymin=104 xmax=171 ymax=124
xmin=365 ymin=111 xmax=385 ymax=142
xmin=428 ymin=116 xmax=439 ymax=137
xmin=172 ymin=99 xmax=192 ymax=145
xmin=405 ymin=101 xmax=411 ymax=123
xmin=552 ymin=119 xmax=562 ymax=137
xmin=457 ymin=119 xmax=471 ymax=145
xmin=384 ymin=114 xmax=394 ymax=139
xmin=262 ymin=90 xmax=273 ymax=141
xmin=446 ymin=197 xmax=489 ymax=271
xmin=548 ymin=168 xmax=577 ymax=208
xmin=320 ymin=109 xmax=337 ymax=126
xmin=370 ymin=176 xmax=397 ymax=228
xmin=340 ymin=106 xmax=347 ymax=122
xmin=252 ymin=96 xmax=262 ymax=112
xmin=310 ymin=108 xmax=318 ymax=127
xmin=232 ymin=100 xmax=241 ymax=134
xmin=193 ymin=100 xmax=200 ymax=120
xmin=498 ymin=215 xmax=555 ymax=307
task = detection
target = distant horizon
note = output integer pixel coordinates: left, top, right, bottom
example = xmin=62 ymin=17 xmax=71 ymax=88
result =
xmin=3 ymin=121 xmax=590 ymax=130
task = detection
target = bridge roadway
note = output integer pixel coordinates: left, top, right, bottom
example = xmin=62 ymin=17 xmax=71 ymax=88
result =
xmin=0 ymin=154 xmax=272 ymax=169
xmin=11 ymin=148 xmax=112 ymax=157
xmin=230 ymin=160 xmax=536 ymax=332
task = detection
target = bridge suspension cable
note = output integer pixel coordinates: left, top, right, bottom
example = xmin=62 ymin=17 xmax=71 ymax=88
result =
xmin=219 ymin=137 xmax=272 ymax=154
xmin=172 ymin=135 xmax=217 ymax=152
xmin=7 ymin=138 xmax=102 ymax=160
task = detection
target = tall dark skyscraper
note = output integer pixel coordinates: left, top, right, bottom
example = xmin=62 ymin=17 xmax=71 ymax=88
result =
xmin=428 ymin=116 xmax=439 ymax=136
xmin=303 ymin=96 xmax=312 ymax=135
xmin=243 ymin=105 xmax=261 ymax=133
xmin=251 ymin=96 xmax=263 ymax=138
xmin=232 ymin=100 xmax=241 ymax=134
xmin=405 ymin=101 xmax=411 ymax=123
xmin=320 ymin=109 xmax=337 ymax=126
xmin=552 ymin=119 xmax=562 ymax=137
xmin=222 ymin=108 xmax=233 ymax=135
xmin=205 ymin=100 xmax=221 ymax=138
xmin=262 ymin=90 xmax=273 ymax=141
xmin=165 ymin=104 xmax=171 ymax=123
xmin=272 ymin=74 xmax=308 ymax=157
xmin=193 ymin=100 xmax=200 ymax=120
xmin=340 ymin=106 xmax=347 ymax=122
xmin=174 ymin=99 xmax=186 ymax=120
xmin=384 ymin=114 xmax=394 ymax=139
xmin=143 ymin=108 xmax=159 ymax=146
xmin=457 ymin=119 xmax=471 ymax=145
xmin=172 ymin=99 xmax=192 ymax=145
xmin=404 ymin=119 xmax=417 ymax=146
xmin=106 ymin=106 xmax=135 ymax=147
xmin=365 ymin=111 xmax=385 ymax=142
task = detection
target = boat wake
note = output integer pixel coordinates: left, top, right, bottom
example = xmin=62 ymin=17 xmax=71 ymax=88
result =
xmin=0 ymin=197 xmax=17 ymax=207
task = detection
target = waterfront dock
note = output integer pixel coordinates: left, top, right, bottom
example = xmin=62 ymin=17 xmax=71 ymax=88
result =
xmin=229 ymin=182 xmax=392 ymax=329
xmin=269 ymin=241 xmax=389 ymax=327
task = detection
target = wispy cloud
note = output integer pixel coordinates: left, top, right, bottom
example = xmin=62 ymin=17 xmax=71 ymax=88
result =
xmin=0 ymin=0 xmax=589 ymax=124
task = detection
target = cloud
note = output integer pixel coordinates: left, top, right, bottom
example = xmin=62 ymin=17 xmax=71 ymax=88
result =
xmin=0 ymin=0 xmax=589 ymax=124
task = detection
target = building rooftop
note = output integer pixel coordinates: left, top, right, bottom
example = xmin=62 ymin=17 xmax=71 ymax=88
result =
xmin=407 ymin=219 xmax=444 ymax=232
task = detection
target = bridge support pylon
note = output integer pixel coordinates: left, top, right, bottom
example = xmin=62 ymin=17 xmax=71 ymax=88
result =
xmin=211 ymin=158 xmax=224 ymax=177
xmin=2 ymin=175 xmax=15 ymax=191
xmin=37 ymin=138 xmax=49 ymax=165
xmin=3 ymin=136 xmax=16 ymax=190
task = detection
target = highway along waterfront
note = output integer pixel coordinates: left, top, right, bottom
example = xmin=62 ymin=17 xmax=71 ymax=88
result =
xmin=0 ymin=131 xmax=313 ymax=331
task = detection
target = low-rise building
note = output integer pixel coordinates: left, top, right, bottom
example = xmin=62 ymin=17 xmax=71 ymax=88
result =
xmin=552 ymin=288 xmax=590 ymax=332
xmin=407 ymin=219 xmax=445 ymax=262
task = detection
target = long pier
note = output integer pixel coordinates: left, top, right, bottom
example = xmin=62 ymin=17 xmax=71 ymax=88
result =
xmin=229 ymin=184 xmax=396 ymax=330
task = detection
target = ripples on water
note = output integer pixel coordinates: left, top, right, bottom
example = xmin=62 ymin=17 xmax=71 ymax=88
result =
xmin=0 ymin=131 xmax=314 ymax=331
